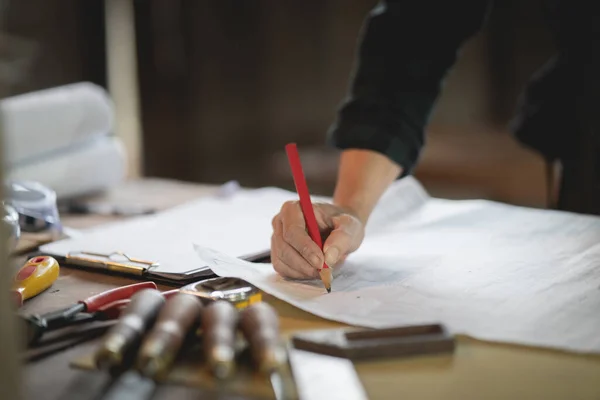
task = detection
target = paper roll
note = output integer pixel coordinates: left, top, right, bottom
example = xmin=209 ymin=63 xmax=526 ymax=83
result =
xmin=6 ymin=136 xmax=127 ymax=199
xmin=1 ymin=82 xmax=114 ymax=167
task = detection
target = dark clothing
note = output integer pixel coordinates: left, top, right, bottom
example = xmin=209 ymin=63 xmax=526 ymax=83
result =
xmin=326 ymin=0 xmax=600 ymax=214
xmin=327 ymin=0 xmax=491 ymax=177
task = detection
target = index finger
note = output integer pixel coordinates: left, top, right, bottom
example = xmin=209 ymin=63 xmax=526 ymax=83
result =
xmin=280 ymin=201 xmax=324 ymax=269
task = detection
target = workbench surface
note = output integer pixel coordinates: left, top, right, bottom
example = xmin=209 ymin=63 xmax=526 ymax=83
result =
xmin=22 ymin=178 xmax=600 ymax=400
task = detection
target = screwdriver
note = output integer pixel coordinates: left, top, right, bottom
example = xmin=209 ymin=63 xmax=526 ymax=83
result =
xmin=23 ymin=281 xmax=158 ymax=346
xmin=239 ymin=302 xmax=292 ymax=400
xmin=11 ymin=256 xmax=60 ymax=307
xmin=94 ymin=288 xmax=165 ymax=372
xmin=202 ymin=300 xmax=239 ymax=379
xmin=136 ymin=293 xmax=204 ymax=379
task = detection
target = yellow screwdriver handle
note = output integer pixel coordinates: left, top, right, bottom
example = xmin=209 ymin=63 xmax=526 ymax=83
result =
xmin=11 ymin=256 xmax=60 ymax=307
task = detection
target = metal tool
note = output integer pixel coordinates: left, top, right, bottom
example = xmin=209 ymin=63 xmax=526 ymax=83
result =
xmin=94 ymin=288 xmax=165 ymax=372
xmin=2 ymin=202 xmax=20 ymax=253
xmin=201 ymin=300 xmax=238 ymax=379
xmin=291 ymin=323 xmax=455 ymax=360
xmin=11 ymin=255 xmax=59 ymax=307
xmin=96 ymin=292 xmax=201 ymax=400
xmin=4 ymin=180 xmax=62 ymax=234
xmin=239 ymin=302 xmax=297 ymax=400
xmin=65 ymin=251 xmax=159 ymax=276
xmin=136 ymin=293 xmax=204 ymax=379
xmin=287 ymin=345 xmax=368 ymax=400
xmin=179 ymin=276 xmax=261 ymax=309
xmin=22 ymin=281 xmax=157 ymax=345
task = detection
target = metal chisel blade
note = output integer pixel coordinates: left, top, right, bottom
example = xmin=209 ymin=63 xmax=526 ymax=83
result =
xmin=288 ymin=347 xmax=368 ymax=400
xmin=99 ymin=370 xmax=156 ymax=400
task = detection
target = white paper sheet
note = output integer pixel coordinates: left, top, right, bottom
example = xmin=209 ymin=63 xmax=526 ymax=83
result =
xmin=39 ymin=183 xmax=331 ymax=276
xmin=194 ymin=178 xmax=600 ymax=355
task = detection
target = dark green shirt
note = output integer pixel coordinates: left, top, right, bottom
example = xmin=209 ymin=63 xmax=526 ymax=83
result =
xmin=326 ymin=0 xmax=492 ymax=177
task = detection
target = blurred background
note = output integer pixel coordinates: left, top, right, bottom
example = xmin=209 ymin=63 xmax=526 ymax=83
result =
xmin=2 ymin=0 xmax=557 ymax=207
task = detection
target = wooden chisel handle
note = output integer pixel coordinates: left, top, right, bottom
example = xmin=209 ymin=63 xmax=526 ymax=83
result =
xmin=238 ymin=302 xmax=286 ymax=374
xmin=202 ymin=300 xmax=238 ymax=379
xmin=136 ymin=293 xmax=203 ymax=379
xmin=94 ymin=288 xmax=166 ymax=371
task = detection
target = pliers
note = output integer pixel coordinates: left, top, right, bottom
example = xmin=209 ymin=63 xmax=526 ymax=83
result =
xmin=22 ymin=281 xmax=169 ymax=346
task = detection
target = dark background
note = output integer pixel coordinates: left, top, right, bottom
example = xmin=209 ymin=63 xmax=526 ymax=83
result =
xmin=3 ymin=0 xmax=557 ymax=207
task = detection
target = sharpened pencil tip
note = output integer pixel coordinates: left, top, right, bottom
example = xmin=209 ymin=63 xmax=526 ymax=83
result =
xmin=319 ymin=267 xmax=332 ymax=294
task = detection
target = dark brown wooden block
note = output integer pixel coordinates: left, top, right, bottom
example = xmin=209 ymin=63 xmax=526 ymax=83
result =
xmin=291 ymin=323 xmax=455 ymax=361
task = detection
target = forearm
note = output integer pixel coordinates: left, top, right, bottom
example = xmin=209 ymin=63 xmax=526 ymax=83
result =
xmin=333 ymin=149 xmax=401 ymax=224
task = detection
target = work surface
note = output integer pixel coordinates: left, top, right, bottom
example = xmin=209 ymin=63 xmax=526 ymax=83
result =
xmin=22 ymin=178 xmax=600 ymax=400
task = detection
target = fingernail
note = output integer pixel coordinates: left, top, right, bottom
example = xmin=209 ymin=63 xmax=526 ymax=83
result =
xmin=325 ymin=247 xmax=339 ymax=266
xmin=309 ymin=255 xmax=321 ymax=268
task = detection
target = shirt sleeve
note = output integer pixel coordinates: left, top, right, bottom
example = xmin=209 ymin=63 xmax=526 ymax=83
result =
xmin=326 ymin=0 xmax=492 ymax=177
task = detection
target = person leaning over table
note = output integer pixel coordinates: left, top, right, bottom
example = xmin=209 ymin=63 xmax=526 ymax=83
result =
xmin=270 ymin=0 xmax=600 ymax=279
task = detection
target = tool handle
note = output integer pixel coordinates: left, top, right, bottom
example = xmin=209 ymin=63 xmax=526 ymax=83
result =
xmin=95 ymin=288 xmax=165 ymax=370
xmin=285 ymin=143 xmax=329 ymax=270
xmin=239 ymin=302 xmax=285 ymax=374
xmin=96 ymin=299 xmax=131 ymax=320
xmin=95 ymin=289 xmax=182 ymax=320
xmin=82 ymin=281 xmax=157 ymax=312
xmin=202 ymin=300 xmax=238 ymax=379
xmin=161 ymin=289 xmax=180 ymax=299
xmin=136 ymin=293 xmax=203 ymax=378
xmin=11 ymin=256 xmax=60 ymax=307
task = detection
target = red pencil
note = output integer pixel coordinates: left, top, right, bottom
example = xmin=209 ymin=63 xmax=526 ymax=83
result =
xmin=285 ymin=143 xmax=332 ymax=293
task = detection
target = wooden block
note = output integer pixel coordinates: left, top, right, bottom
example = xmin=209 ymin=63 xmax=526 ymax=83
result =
xmin=291 ymin=324 xmax=455 ymax=361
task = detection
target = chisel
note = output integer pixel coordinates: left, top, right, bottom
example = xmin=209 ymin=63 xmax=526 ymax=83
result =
xmin=239 ymin=302 xmax=297 ymax=400
xmin=202 ymin=300 xmax=238 ymax=379
xmin=136 ymin=293 xmax=204 ymax=379
xmin=98 ymin=293 xmax=203 ymax=400
xmin=94 ymin=288 xmax=165 ymax=372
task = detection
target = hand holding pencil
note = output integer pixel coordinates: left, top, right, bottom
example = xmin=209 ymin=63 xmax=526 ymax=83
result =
xmin=269 ymin=143 xmax=365 ymax=291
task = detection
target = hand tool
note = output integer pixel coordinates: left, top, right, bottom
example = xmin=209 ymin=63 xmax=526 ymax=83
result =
xmin=97 ymin=370 xmax=156 ymax=400
xmin=2 ymin=202 xmax=20 ymax=253
xmin=201 ymin=300 xmax=238 ymax=379
xmin=96 ymin=291 xmax=201 ymax=400
xmin=136 ymin=293 xmax=204 ymax=379
xmin=287 ymin=345 xmax=368 ymax=400
xmin=23 ymin=291 xmax=179 ymax=362
xmin=94 ymin=288 xmax=165 ymax=372
xmin=4 ymin=180 xmax=62 ymax=234
xmin=239 ymin=302 xmax=296 ymax=400
xmin=24 ymin=321 xmax=115 ymax=363
xmin=11 ymin=255 xmax=60 ymax=307
xmin=179 ymin=276 xmax=261 ymax=309
xmin=285 ymin=143 xmax=332 ymax=293
xmin=22 ymin=281 xmax=157 ymax=346
xmin=291 ymin=323 xmax=455 ymax=360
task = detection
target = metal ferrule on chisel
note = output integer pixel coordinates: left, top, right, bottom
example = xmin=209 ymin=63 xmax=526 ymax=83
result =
xmin=202 ymin=300 xmax=239 ymax=380
xmin=136 ymin=293 xmax=203 ymax=380
xmin=94 ymin=288 xmax=165 ymax=372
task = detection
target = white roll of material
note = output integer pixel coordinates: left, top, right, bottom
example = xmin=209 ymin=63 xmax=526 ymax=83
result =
xmin=7 ymin=136 xmax=127 ymax=199
xmin=1 ymin=82 xmax=114 ymax=167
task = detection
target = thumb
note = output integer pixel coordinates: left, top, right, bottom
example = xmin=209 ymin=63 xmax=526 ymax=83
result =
xmin=322 ymin=215 xmax=362 ymax=267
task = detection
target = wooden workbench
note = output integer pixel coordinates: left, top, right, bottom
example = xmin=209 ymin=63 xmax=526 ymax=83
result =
xmin=22 ymin=178 xmax=600 ymax=400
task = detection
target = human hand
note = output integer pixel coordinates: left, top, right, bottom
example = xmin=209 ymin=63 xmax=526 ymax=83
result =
xmin=270 ymin=201 xmax=365 ymax=279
